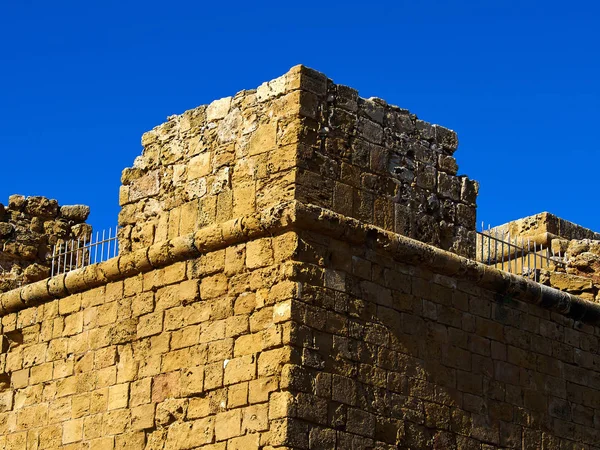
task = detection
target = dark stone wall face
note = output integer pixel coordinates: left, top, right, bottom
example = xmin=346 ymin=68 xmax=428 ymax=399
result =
xmin=288 ymin=227 xmax=600 ymax=449
xmin=0 ymin=195 xmax=90 ymax=292
xmin=295 ymin=79 xmax=479 ymax=258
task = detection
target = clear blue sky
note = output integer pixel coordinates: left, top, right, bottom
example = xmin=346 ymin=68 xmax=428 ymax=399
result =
xmin=1 ymin=1 xmax=598 ymax=235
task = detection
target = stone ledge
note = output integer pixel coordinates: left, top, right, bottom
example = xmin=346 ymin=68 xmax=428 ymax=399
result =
xmin=0 ymin=201 xmax=298 ymax=315
xmin=294 ymin=203 xmax=600 ymax=326
xmin=2 ymin=200 xmax=600 ymax=326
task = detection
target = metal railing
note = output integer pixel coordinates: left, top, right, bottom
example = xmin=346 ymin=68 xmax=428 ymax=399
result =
xmin=476 ymin=223 xmax=566 ymax=282
xmin=51 ymin=226 xmax=119 ymax=277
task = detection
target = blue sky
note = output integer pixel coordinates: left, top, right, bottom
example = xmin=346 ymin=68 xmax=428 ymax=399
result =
xmin=1 ymin=1 xmax=598 ymax=235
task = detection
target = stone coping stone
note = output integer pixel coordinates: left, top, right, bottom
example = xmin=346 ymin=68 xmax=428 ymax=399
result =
xmin=1 ymin=201 xmax=599 ymax=326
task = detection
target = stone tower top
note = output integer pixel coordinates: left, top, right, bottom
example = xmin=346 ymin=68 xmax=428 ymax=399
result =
xmin=118 ymin=65 xmax=478 ymax=258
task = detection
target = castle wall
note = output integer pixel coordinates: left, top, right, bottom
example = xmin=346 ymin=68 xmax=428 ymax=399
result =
xmin=2 ymin=202 xmax=598 ymax=449
xmin=295 ymin=78 xmax=478 ymax=258
xmin=118 ymin=67 xmax=318 ymax=254
xmin=0 ymin=196 xmax=90 ymax=293
xmin=0 ymin=217 xmax=299 ymax=449
xmin=0 ymin=67 xmax=598 ymax=450
xmin=283 ymin=217 xmax=600 ymax=449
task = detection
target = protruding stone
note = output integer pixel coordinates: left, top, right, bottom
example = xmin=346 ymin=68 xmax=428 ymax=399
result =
xmin=22 ymin=264 xmax=49 ymax=284
xmin=60 ymin=205 xmax=90 ymax=222
xmin=206 ymin=97 xmax=232 ymax=121
xmin=0 ymin=223 xmax=13 ymax=237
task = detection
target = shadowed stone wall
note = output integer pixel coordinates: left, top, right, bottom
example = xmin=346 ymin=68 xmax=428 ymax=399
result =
xmin=296 ymin=75 xmax=479 ymax=258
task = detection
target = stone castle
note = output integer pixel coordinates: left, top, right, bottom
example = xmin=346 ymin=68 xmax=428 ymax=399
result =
xmin=0 ymin=65 xmax=599 ymax=449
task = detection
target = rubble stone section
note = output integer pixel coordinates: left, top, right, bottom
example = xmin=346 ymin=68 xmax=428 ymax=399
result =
xmin=119 ymin=65 xmax=478 ymax=258
xmin=487 ymin=213 xmax=600 ymax=303
xmin=490 ymin=212 xmax=600 ymax=242
xmin=540 ymin=238 xmax=600 ymax=302
xmin=0 ymin=196 xmax=90 ymax=292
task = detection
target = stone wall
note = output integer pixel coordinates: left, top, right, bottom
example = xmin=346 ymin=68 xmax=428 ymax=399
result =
xmin=285 ymin=211 xmax=600 ymax=449
xmin=296 ymin=75 xmax=479 ymax=258
xmin=489 ymin=212 xmax=600 ymax=243
xmin=119 ymin=66 xmax=478 ymax=258
xmin=539 ymin=238 xmax=600 ymax=303
xmin=0 ymin=67 xmax=598 ymax=449
xmin=118 ymin=67 xmax=314 ymax=254
xmin=0 ymin=202 xmax=599 ymax=449
xmin=480 ymin=213 xmax=600 ymax=303
xmin=0 ymin=216 xmax=299 ymax=449
xmin=0 ymin=196 xmax=90 ymax=293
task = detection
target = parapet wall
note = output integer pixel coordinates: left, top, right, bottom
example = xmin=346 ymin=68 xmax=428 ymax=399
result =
xmin=297 ymin=76 xmax=478 ymax=258
xmin=0 ymin=201 xmax=599 ymax=449
xmin=0 ymin=196 xmax=90 ymax=293
xmin=119 ymin=65 xmax=478 ymax=258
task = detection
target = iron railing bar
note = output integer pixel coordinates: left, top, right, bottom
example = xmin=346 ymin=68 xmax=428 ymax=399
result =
xmin=487 ymin=225 xmax=491 ymax=265
xmin=51 ymin=244 xmax=56 ymax=278
xmin=480 ymin=222 xmax=484 ymax=263
xmin=94 ymin=231 xmax=99 ymax=264
xmin=101 ymin=229 xmax=106 ymax=263
xmin=63 ymin=241 xmax=68 ymax=276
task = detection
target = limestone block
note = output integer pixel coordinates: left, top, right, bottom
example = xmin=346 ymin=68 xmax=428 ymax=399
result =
xmin=188 ymin=153 xmax=212 ymax=180
xmin=256 ymin=73 xmax=288 ymax=102
xmin=60 ymin=205 xmax=90 ymax=222
xmin=206 ymin=97 xmax=232 ymax=122
xmin=215 ymin=409 xmax=242 ymax=441
xmin=224 ymin=355 xmax=256 ymax=385
xmin=248 ymin=121 xmax=277 ymax=156
xmin=129 ymin=170 xmax=160 ymax=202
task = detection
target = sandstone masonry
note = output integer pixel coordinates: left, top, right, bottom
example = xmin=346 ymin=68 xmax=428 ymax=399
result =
xmin=119 ymin=65 xmax=478 ymax=258
xmin=0 ymin=66 xmax=597 ymax=450
xmin=489 ymin=213 xmax=600 ymax=303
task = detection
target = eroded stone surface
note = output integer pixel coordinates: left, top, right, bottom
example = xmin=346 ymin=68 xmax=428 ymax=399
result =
xmin=119 ymin=65 xmax=478 ymax=258
xmin=0 ymin=196 xmax=91 ymax=292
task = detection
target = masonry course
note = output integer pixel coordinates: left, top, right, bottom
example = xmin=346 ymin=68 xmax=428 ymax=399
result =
xmin=0 ymin=66 xmax=598 ymax=449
